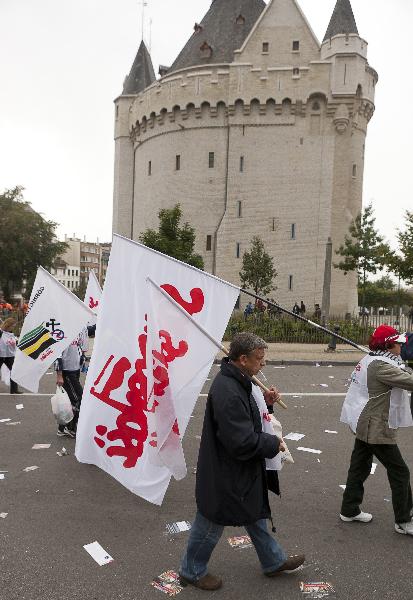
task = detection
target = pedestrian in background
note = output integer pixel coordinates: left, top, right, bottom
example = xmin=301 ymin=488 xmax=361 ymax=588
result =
xmin=55 ymin=327 xmax=88 ymax=438
xmin=340 ymin=325 xmax=413 ymax=536
xmin=0 ymin=317 xmax=21 ymax=394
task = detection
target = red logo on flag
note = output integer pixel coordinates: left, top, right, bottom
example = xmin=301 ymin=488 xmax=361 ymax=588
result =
xmin=90 ymin=284 xmax=204 ymax=468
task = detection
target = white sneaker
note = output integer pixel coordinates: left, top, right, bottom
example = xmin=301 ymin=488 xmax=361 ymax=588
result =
xmin=395 ymin=521 xmax=413 ymax=535
xmin=340 ymin=511 xmax=373 ymax=523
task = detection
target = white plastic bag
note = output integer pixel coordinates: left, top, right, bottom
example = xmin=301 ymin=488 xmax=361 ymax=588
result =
xmin=270 ymin=415 xmax=294 ymax=465
xmin=51 ymin=386 xmax=73 ymax=425
xmin=0 ymin=364 xmax=11 ymax=387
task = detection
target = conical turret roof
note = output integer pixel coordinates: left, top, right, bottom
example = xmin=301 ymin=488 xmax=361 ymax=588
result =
xmin=323 ymin=0 xmax=359 ymax=42
xmin=123 ymin=40 xmax=156 ymax=95
xmin=169 ymin=0 xmax=266 ymax=74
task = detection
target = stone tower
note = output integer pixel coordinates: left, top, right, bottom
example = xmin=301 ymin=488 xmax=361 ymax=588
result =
xmin=113 ymin=0 xmax=378 ymax=315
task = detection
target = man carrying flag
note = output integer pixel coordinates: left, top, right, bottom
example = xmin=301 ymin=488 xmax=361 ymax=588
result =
xmin=179 ymin=333 xmax=305 ymax=591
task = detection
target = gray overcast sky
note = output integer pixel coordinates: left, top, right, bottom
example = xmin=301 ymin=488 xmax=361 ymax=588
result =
xmin=0 ymin=0 xmax=411 ymax=245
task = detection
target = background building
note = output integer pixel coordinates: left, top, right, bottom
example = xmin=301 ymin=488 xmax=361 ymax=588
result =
xmin=112 ymin=0 xmax=377 ymax=315
xmin=52 ymin=236 xmax=111 ymax=289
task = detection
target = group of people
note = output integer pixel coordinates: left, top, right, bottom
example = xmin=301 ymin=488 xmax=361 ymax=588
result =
xmin=3 ymin=304 xmax=413 ymax=592
xmin=0 ymin=316 xmax=88 ymax=436
xmin=178 ymin=326 xmax=413 ymax=591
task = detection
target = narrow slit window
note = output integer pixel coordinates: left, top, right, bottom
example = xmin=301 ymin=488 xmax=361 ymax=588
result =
xmin=352 ymin=164 xmax=357 ymax=177
xmin=236 ymin=243 xmax=241 ymax=259
xmin=237 ymin=201 xmax=242 ymax=218
xmin=240 ymin=156 xmax=244 ymax=172
xmin=288 ymin=275 xmax=293 ymax=291
xmin=291 ymin=223 xmax=296 ymax=239
xmin=206 ymin=235 xmax=212 ymax=251
xmin=272 ymin=218 xmax=277 ymax=232
xmin=262 ymin=42 xmax=269 ymax=53
xmin=148 ymin=160 xmax=152 ymax=176
xmin=176 ymin=155 xmax=181 ymax=171
xmin=209 ymin=152 xmax=215 ymax=168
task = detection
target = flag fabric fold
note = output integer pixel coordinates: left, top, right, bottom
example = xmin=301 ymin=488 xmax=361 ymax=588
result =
xmin=75 ymin=235 xmax=239 ymax=505
xmin=11 ymin=267 xmax=95 ymax=393
xmin=146 ymin=278 xmax=219 ymax=481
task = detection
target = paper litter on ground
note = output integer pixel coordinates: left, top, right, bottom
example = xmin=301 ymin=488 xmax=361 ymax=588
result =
xmin=83 ymin=541 xmax=114 ymax=566
xmin=327 ymin=365 xmax=333 ymax=368
xmin=284 ymin=432 xmax=306 ymax=441
xmin=166 ymin=521 xmax=191 ymax=535
xmin=325 ymin=430 xmax=338 ymax=434
xmin=328 ymin=376 xmax=335 ymax=379
xmin=6 ymin=422 xmax=21 ymax=426
xmin=371 ymin=463 xmax=377 ymax=475
xmin=339 ymin=485 xmax=346 ymax=490
xmin=23 ymin=466 xmax=39 ymax=472
xmin=273 ymin=366 xmax=286 ymax=369
xmin=56 ymin=448 xmax=69 ymax=457
xmin=297 ymin=447 xmax=322 ymax=455
xmin=293 ymin=395 xmax=302 ymax=398
xmin=0 ymin=419 xmax=11 ymax=423
xmin=320 ymin=384 xmax=329 ymax=388
xmin=0 ymin=513 xmax=8 ymax=518
xmin=227 ymin=535 xmax=253 ymax=549
xmin=32 ymin=444 xmax=51 ymax=450
xmin=0 ymin=474 xmax=5 ymax=480
xmin=300 ymin=581 xmax=335 ymax=598
xmin=315 ymin=363 xmax=320 ymax=367
xmin=151 ymin=571 xmax=183 ymax=597
xmin=15 ymin=404 xmax=24 ymax=410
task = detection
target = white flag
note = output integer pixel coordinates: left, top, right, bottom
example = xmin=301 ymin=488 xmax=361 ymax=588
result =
xmin=84 ymin=271 xmax=102 ymax=325
xmin=146 ymin=278 xmax=219 ymax=481
xmin=11 ymin=267 xmax=95 ymax=393
xmin=75 ymin=235 xmax=239 ymax=505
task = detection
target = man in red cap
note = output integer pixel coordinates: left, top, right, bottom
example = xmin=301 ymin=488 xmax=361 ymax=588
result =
xmin=340 ymin=325 xmax=413 ymax=535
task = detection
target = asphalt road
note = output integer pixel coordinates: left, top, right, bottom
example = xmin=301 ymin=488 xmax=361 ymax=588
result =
xmin=1 ymin=363 xmax=413 ymax=600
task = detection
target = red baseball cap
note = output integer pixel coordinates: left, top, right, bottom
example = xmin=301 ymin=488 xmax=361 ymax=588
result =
xmin=370 ymin=325 xmax=407 ymax=347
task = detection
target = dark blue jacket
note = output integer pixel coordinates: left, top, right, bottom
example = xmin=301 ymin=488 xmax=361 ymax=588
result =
xmin=196 ymin=358 xmax=280 ymax=526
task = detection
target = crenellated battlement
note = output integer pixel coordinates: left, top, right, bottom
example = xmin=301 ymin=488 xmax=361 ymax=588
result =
xmin=127 ymin=59 xmax=375 ymax=137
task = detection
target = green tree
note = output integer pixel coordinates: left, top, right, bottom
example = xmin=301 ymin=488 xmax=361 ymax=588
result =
xmin=334 ymin=203 xmax=390 ymax=311
xmin=239 ymin=236 xmax=277 ymax=298
xmin=0 ymin=187 xmax=68 ymax=300
xmin=395 ymin=211 xmax=413 ymax=285
xmin=73 ymin=280 xmax=87 ymax=301
xmin=139 ymin=204 xmax=204 ymax=269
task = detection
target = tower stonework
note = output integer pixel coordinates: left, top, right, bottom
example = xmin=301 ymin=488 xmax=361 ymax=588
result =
xmin=113 ymin=0 xmax=378 ymax=315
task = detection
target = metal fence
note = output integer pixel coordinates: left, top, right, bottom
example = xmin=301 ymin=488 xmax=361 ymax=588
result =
xmin=226 ymin=308 xmax=413 ymax=345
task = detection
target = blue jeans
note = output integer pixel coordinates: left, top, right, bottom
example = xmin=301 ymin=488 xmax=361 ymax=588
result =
xmin=180 ymin=511 xmax=287 ymax=581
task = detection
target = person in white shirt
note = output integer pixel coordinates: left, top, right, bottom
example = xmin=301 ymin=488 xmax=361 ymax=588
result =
xmin=0 ymin=318 xmax=21 ymax=394
xmin=54 ymin=327 xmax=88 ymax=438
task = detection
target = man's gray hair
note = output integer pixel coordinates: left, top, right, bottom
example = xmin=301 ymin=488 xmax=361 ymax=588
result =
xmin=228 ymin=332 xmax=268 ymax=361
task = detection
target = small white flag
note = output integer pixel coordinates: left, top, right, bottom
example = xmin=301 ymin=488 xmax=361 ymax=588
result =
xmin=84 ymin=270 xmax=102 ymax=326
xmin=11 ymin=267 xmax=95 ymax=393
